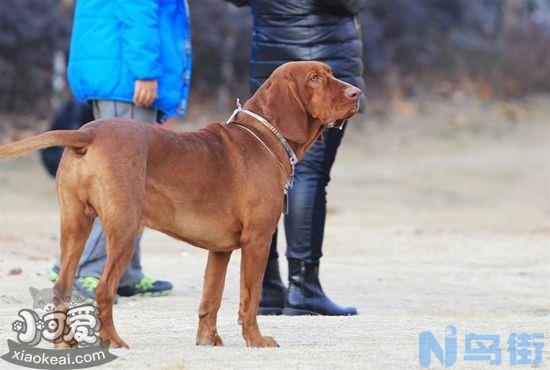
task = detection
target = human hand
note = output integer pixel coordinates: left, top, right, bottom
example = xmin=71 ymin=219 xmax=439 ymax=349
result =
xmin=133 ymin=79 xmax=158 ymax=107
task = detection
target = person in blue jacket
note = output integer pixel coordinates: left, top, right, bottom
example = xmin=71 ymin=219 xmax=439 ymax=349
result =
xmin=47 ymin=0 xmax=192 ymax=301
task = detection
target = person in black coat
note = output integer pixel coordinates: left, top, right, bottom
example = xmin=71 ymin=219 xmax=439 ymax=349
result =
xmin=228 ymin=0 xmax=365 ymax=316
xmin=41 ymin=99 xmax=94 ymax=177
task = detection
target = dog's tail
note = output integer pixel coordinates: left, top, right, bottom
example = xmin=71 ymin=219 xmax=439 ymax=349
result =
xmin=0 ymin=130 xmax=92 ymax=159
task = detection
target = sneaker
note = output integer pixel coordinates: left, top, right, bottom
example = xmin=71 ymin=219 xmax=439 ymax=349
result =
xmin=46 ymin=268 xmax=59 ymax=283
xmin=73 ymin=276 xmax=100 ymax=304
xmin=117 ymin=276 xmax=173 ymax=297
xmin=46 ymin=268 xmax=98 ymax=304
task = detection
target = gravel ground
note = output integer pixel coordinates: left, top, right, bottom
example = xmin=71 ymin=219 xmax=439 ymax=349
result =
xmin=0 ymin=96 xmax=549 ymax=369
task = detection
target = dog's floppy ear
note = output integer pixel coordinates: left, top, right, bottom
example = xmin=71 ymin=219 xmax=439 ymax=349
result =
xmin=266 ymin=77 xmax=309 ymax=144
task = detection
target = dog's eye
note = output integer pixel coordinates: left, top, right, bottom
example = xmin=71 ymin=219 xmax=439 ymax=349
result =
xmin=310 ymin=74 xmax=319 ymax=82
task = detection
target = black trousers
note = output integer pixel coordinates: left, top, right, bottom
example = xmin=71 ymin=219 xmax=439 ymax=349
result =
xmin=269 ymin=125 xmax=346 ymax=263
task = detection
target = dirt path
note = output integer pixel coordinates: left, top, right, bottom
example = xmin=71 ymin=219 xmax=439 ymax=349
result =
xmin=0 ymin=96 xmax=549 ymax=369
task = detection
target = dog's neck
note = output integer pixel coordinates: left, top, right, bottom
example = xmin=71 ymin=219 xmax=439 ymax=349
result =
xmin=231 ymin=111 xmax=294 ymax=177
xmin=243 ymin=99 xmax=325 ymax=161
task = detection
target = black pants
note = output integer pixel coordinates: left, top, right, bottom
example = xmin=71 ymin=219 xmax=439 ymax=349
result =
xmin=269 ymin=125 xmax=346 ymax=263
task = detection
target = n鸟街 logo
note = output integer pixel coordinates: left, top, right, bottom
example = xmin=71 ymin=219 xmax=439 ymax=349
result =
xmin=419 ymin=325 xmax=544 ymax=368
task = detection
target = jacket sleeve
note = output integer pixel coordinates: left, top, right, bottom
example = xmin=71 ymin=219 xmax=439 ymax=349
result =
xmin=116 ymin=0 xmax=162 ymax=80
xmin=320 ymin=0 xmax=366 ymax=14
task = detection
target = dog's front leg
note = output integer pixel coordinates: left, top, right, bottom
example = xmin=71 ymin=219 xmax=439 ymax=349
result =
xmin=196 ymin=251 xmax=232 ymax=346
xmin=238 ymin=232 xmax=279 ymax=348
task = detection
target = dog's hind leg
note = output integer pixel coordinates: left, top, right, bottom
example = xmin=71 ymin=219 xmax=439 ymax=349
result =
xmin=83 ymin=142 xmax=148 ymax=349
xmin=94 ymin=214 xmax=141 ymax=349
xmin=196 ymin=251 xmax=232 ymax=346
xmin=53 ymin=193 xmax=94 ymax=348
xmin=93 ymin=179 xmax=144 ymax=349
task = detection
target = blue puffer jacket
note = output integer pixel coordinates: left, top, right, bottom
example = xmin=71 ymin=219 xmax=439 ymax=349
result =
xmin=68 ymin=0 xmax=191 ymax=117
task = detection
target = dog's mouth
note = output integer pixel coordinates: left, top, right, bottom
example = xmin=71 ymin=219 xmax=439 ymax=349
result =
xmin=328 ymin=118 xmax=348 ymax=129
xmin=328 ymin=102 xmax=359 ymax=128
xmin=348 ymin=100 xmax=360 ymax=115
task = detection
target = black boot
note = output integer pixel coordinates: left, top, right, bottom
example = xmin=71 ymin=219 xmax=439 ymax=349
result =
xmin=258 ymin=259 xmax=286 ymax=315
xmin=283 ymin=259 xmax=357 ymax=316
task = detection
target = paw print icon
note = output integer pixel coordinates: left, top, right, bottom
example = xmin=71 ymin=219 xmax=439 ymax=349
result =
xmin=11 ymin=309 xmax=41 ymax=347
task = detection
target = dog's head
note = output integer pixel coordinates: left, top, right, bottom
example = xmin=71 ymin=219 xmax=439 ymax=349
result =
xmin=247 ymin=61 xmax=361 ymax=151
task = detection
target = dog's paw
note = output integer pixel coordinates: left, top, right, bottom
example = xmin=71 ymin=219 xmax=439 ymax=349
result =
xmin=110 ymin=338 xmax=129 ymax=349
xmin=54 ymin=341 xmax=78 ymax=349
xmin=99 ymin=333 xmax=129 ymax=349
xmin=196 ymin=331 xmax=223 ymax=346
xmin=245 ymin=335 xmax=279 ymax=348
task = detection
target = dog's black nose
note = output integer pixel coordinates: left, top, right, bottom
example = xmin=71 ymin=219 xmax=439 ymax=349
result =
xmin=345 ymin=86 xmax=361 ymax=100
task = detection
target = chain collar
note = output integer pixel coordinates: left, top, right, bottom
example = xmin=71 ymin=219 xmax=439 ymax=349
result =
xmin=226 ymin=99 xmax=296 ymax=196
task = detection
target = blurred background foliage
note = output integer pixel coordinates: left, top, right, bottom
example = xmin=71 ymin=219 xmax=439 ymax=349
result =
xmin=0 ymin=0 xmax=548 ymax=118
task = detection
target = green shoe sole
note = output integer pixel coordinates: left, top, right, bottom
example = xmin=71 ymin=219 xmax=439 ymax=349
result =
xmin=46 ymin=269 xmax=59 ymax=283
xmin=136 ymin=289 xmax=172 ymax=297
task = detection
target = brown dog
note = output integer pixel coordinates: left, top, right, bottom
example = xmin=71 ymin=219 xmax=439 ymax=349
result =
xmin=0 ymin=61 xmax=360 ymax=348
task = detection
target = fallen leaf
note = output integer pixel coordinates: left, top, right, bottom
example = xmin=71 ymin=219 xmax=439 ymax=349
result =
xmin=8 ymin=267 xmax=22 ymax=276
